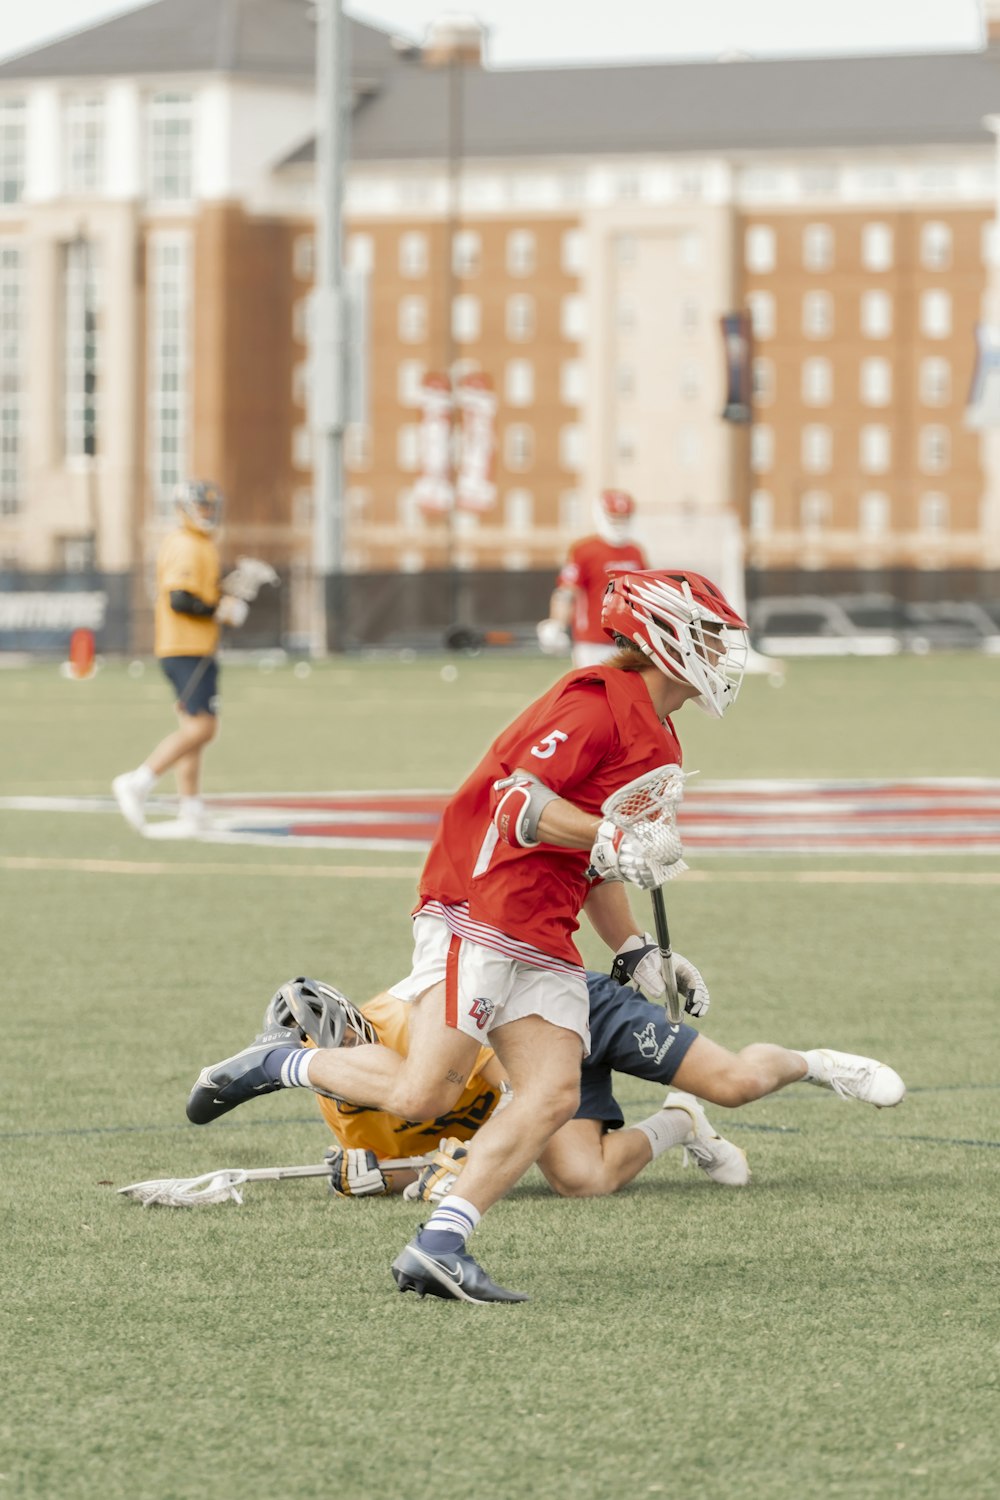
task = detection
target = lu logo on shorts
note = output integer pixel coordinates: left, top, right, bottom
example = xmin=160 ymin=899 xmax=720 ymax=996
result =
xmin=468 ymin=997 xmax=496 ymax=1031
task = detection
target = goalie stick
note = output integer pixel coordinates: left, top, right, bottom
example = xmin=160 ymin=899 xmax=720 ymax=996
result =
xmin=601 ymin=765 xmax=689 ymax=1025
xmin=118 ymin=1155 xmax=429 ymax=1208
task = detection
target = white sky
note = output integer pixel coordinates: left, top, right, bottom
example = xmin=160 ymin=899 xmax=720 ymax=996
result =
xmin=0 ymin=0 xmax=986 ymax=68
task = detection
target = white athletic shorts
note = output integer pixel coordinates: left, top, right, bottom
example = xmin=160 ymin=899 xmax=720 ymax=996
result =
xmin=572 ymin=640 xmax=617 ymax=669
xmin=388 ymin=911 xmax=591 ymax=1053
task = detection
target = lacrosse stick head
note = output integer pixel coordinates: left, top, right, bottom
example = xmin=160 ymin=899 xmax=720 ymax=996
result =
xmin=602 ymin=569 xmax=749 ymax=718
xmin=594 ymin=488 xmax=636 ymax=544
xmin=263 ymin=977 xmax=377 ymax=1050
xmin=222 ymin=557 xmax=280 ymax=602
xmin=175 ymin=479 xmax=223 ymax=534
xmin=601 ymin=765 xmax=689 ymax=884
xmin=118 ymin=1170 xmax=248 ymax=1208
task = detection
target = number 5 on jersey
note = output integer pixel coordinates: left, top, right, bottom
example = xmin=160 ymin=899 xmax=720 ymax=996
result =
xmin=530 ymin=730 xmax=568 ymax=760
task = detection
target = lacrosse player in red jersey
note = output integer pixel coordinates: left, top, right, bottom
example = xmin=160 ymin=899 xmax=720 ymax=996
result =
xmin=186 ymin=570 xmax=904 ymax=1303
xmin=537 ymin=489 xmax=648 ymax=666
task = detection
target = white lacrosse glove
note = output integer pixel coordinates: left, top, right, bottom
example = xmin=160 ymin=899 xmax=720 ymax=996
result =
xmin=215 ymin=595 xmax=249 ymax=628
xmin=536 ymin=618 xmax=571 ymax=655
xmin=611 ymin=934 xmax=711 ymax=1018
xmin=402 ymin=1137 xmax=469 ymax=1204
xmin=589 ymin=820 xmax=680 ymax=890
xmin=325 ymin=1146 xmax=388 ymax=1197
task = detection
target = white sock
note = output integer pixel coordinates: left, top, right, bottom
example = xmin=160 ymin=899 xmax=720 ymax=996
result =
xmin=794 ymin=1050 xmax=818 ymax=1081
xmin=635 ymin=1105 xmax=695 ymax=1159
xmin=180 ymin=797 xmax=204 ymax=822
xmin=133 ymin=764 xmax=156 ymax=791
xmin=424 ymin=1195 xmax=481 ymax=1244
xmin=279 ymin=1048 xmax=317 ymax=1089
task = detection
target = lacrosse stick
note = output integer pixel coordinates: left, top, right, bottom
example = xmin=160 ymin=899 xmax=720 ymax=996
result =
xmin=220 ymin=557 xmax=280 ymax=603
xmin=118 ymin=1155 xmax=428 ymax=1208
xmin=601 ymin=765 xmax=690 ymax=1024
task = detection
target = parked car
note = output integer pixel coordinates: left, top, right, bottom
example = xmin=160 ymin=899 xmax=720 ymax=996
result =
xmin=749 ymin=595 xmax=901 ymax=656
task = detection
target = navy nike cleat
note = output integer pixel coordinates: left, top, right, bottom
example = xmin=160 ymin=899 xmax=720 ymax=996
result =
xmin=391 ymin=1237 xmax=529 ymax=1304
xmin=185 ymin=1025 xmax=300 ymax=1124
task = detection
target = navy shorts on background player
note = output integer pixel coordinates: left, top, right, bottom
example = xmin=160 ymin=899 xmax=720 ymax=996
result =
xmin=160 ymin=655 xmax=219 ymax=716
xmin=577 ymin=972 xmax=698 ymax=1129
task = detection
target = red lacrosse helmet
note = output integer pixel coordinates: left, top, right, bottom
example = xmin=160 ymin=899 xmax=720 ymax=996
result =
xmin=593 ymin=488 xmax=636 ymax=542
xmin=601 ymin=569 xmax=749 ymax=717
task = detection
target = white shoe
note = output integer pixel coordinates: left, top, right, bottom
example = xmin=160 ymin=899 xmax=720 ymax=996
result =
xmin=664 ymin=1091 xmax=751 ymax=1187
xmin=143 ymin=817 xmax=206 ymax=841
xmin=112 ymin=772 xmax=148 ymax=831
xmin=801 ymin=1049 xmax=906 ymax=1109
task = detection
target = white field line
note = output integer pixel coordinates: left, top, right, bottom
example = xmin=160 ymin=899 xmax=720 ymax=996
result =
xmin=3 ymin=856 xmax=1000 ymax=885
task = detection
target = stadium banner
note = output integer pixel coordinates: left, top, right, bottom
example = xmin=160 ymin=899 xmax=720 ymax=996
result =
xmin=964 ymin=323 xmax=1000 ymax=429
xmin=455 ymin=373 xmax=497 ymax=513
xmin=720 ymin=310 xmax=754 ymax=424
xmin=412 ymin=371 xmax=454 ymax=516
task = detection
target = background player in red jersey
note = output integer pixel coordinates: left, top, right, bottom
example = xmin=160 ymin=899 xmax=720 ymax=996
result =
xmin=537 ymin=488 xmax=648 ymax=666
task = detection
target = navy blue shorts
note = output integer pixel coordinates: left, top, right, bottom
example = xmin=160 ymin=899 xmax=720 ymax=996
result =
xmin=159 ymin=655 xmax=219 ymax=717
xmin=577 ymin=971 xmax=699 ymax=1129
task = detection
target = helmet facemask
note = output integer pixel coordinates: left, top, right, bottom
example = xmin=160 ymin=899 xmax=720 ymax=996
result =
xmin=593 ymin=489 xmax=635 ymax=545
xmin=263 ymin=977 xmax=377 ymax=1050
xmin=176 ymin=481 xmax=223 ymax=534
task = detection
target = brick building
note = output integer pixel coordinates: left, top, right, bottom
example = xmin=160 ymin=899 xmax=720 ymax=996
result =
xmin=1 ymin=0 xmax=1000 ymax=647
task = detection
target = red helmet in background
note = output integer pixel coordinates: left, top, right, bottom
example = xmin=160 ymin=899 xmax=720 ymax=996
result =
xmin=593 ymin=488 xmax=635 ymax=543
xmin=601 ymin=569 xmax=749 ymax=717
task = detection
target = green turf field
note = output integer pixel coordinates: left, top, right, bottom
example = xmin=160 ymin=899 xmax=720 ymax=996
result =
xmin=2 ymin=654 xmax=999 ymax=1499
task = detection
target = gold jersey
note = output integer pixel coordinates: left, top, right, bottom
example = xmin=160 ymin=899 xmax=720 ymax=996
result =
xmin=154 ymin=523 xmax=221 ymax=658
xmin=315 ymin=992 xmax=500 ymax=1159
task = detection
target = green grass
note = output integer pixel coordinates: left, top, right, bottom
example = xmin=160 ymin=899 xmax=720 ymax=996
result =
xmin=2 ymin=654 xmax=999 ymax=1499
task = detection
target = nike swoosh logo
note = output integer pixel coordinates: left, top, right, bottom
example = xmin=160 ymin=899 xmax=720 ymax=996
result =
xmin=418 ymin=1249 xmax=463 ymax=1285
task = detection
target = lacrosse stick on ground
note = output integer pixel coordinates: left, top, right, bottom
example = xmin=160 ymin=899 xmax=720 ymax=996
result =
xmin=118 ymin=1154 xmax=428 ymax=1208
xmin=600 ymin=765 xmax=690 ymax=1024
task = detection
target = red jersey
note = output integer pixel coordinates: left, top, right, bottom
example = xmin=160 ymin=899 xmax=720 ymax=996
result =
xmin=417 ymin=666 xmax=681 ymax=966
xmin=556 ymin=535 xmax=649 ymax=644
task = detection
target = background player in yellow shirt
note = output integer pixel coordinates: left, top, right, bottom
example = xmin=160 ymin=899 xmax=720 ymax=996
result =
xmin=112 ymin=481 xmax=249 ymax=837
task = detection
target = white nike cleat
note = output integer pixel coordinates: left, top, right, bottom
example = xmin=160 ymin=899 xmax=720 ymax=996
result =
xmin=801 ymin=1049 xmax=906 ymax=1109
xmin=664 ymin=1091 xmax=751 ymax=1187
xmin=111 ymin=771 xmax=148 ymax=831
xmin=143 ymin=816 xmax=207 ymax=841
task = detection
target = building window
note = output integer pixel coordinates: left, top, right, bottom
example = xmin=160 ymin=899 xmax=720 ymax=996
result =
xmin=617 ymin=298 xmax=637 ymax=333
xmin=0 ymin=244 xmax=23 ymax=515
xmin=0 ymin=100 xmax=26 ymax=205
xmin=561 ymin=294 xmax=586 ymax=340
xmin=506 ymin=230 xmax=535 ymax=277
xmin=679 ymin=363 xmax=700 ymax=400
xmin=861 ymin=290 xmax=892 ymax=339
xmin=920 ymin=221 xmax=951 ymax=271
xmin=344 ymin=423 xmax=371 ymax=470
xmin=64 ymin=239 xmax=101 ymax=465
xmin=861 ymin=222 xmax=893 ymax=271
xmin=560 ymin=360 xmax=584 ymax=406
xmin=745 ymin=224 xmax=776 ymax=273
xmin=677 ymin=426 xmax=700 ymax=468
xmin=505 ymin=358 xmax=534 ymax=407
xmin=982 ymin=221 xmax=1000 ymax=269
xmin=148 ymin=92 xmax=193 ymax=201
xmin=560 ymin=489 xmax=583 ymax=530
xmin=505 ymin=488 xmax=533 ymax=532
xmin=561 ymin=229 xmax=585 ymax=274
xmin=919 ymin=425 xmax=950 ymax=475
xmin=617 ymin=428 xmax=637 ymax=463
xmin=679 ymin=231 xmax=702 ymax=271
xmin=560 ymin=424 xmax=585 ymax=471
xmin=749 ymin=489 xmax=773 ymax=535
xmin=397 ymin=359 xmax=426 ymax=407
xmin=292 ymin=425 xmax=312 ymax=470
xmin=397 ymin=423 xmax=421 ymax=472
xmin=680 ymin=297 xmax=700 ymax=335
xmin=860 ymin=424 xmax=891 ymax=474
xmin=801 ymin=424 xmax=832 ymax=473
xmin=747 ymin=291 xmax=775 ymax=341
xmin=505 ymin=423 xmax=534 ymax=471
xmin=753 ymin=357 xmax=774 ymax=405
xmin=506 ymin=294 xmax=535 ymax=341
xmin=64 ymin=93 xmax=104 ymax=194
xmin=452 ymin=230 xmax=481 ymax=277
xmin=802 ymin=291 xmax=833 ymax=339
xmin=803 ymin=223 xmax=833 ymax=271
xmin=859 ymin=491 xmax=890 ymax=537
xmin=920 ymin=290 xmax=951 ymax=339
xmin=293 ymin=234 xmax=315 ymax=279
xmin=399 ymin=231 xmax=427 ymax=277
xmin=452 ymin=294 xmax=480 ymax=343
xmin=616 ymin=233 xmax=638 ymax=266
xmin=919 ymin=491 xmax=949 ymax=532
xmin=860 ymin=357 xmax=892 ymax=407
xmin=616 ymin=364 xmax=635 ymax=398
xmin=147 ymin=233 xmax=190 ymax=511
xmin=398 ymin=295 xmax=427 ymax=343
xmin=920 ymin=357 xmax=951 ymax=407
xmin=751 ymin=424 xmax=773 ymax=474
xmin=800 ymin=490 xmax=831 ymax=533
xmin=801 ymin=357 xmax=832 ymax=407
xmin=347 ymin=233 xmax=374 ymax=272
